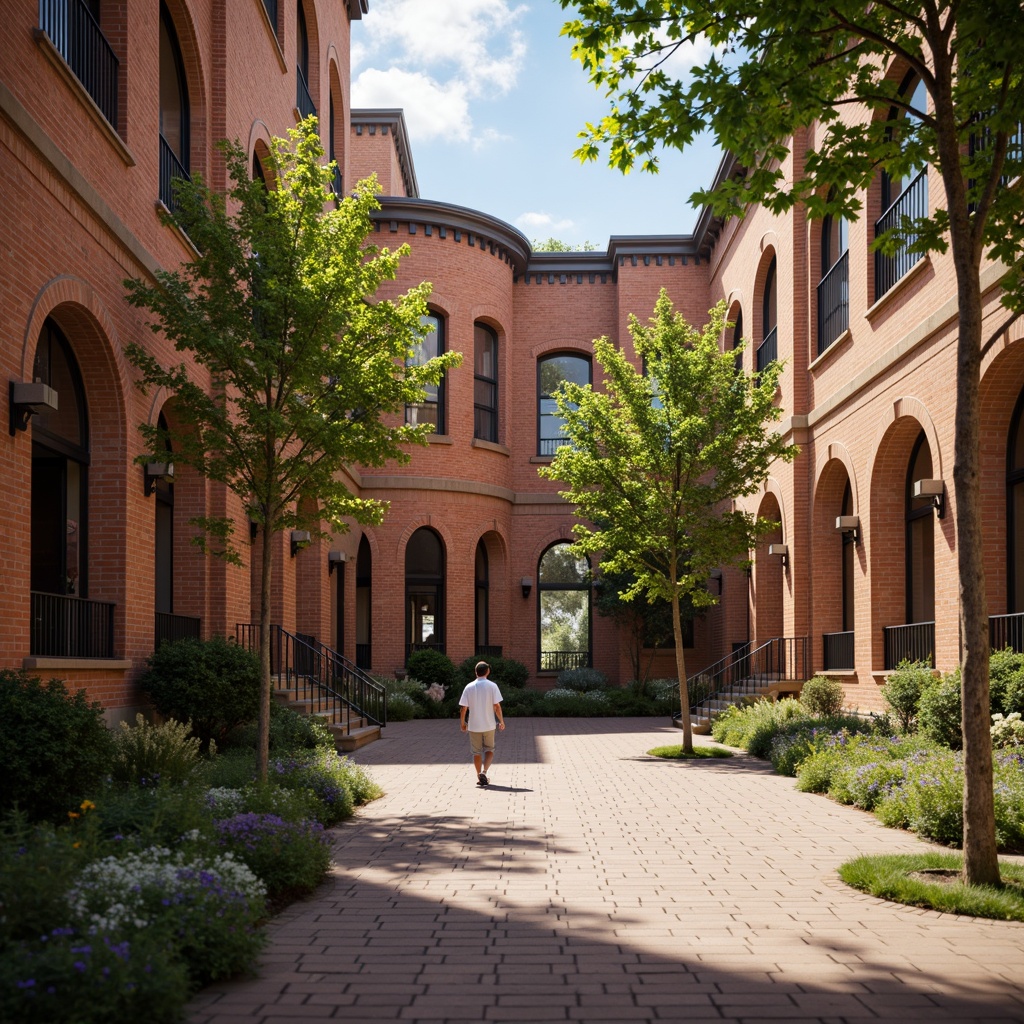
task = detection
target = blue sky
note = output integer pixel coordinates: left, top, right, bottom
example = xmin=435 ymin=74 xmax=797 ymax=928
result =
xmin=350 ymin=0 xmax=723 ymax=250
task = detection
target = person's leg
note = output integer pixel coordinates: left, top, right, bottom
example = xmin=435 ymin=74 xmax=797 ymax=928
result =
xmin=470 ymin=732 xmax=485 ymax=782
xmin=480 ymin=731 xmax=496 ymax=783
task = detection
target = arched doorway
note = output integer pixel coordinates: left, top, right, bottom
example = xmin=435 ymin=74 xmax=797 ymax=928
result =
xmin=355 ymin=535 xmax=371 ymax=669
xmin=538 ymin=542 xmax=591 ymax=671
xmin=406 ymin=527 xmax=445 ymax=660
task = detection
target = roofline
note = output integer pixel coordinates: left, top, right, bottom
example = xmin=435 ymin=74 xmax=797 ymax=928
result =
xmin=347 ymin=0 xmax=368 ymax=19
xmin=351 ymin=109 xmax=419 ymax=198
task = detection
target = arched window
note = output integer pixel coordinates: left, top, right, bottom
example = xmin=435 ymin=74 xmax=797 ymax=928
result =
xmin=538 ymin=353 xmax=590 ymax=456
xmin=841 ymin=481 xmax=855 ymax=633
xmin=355 ymin=535 xmax=372 ymax=669
xmin=31 ymin=320 xmax=90 ymax=601
xmin=538 ymin=542 xmax=590 ymax=671
xmin=328 ymin=87 xmax=342 ymax=198
xmin=876 ymin=72 xmax=929 ymax=297
xmin=475 ymin=540 xmax=489 ymax=651
xmin=158 ymin=2 xmax=190 ymax=210
xmin=474 ymin=323 xmax=498 ymax=442
xmin=1007 ymin=390 xmax=1024 ymax=614
xmin=731 ymin=307 xmax=743 ymax=372
xmin=154 ymin=412 xmax=174 ymax=620
xmin=818 ymin=191 xmax=849 ymax=353
xmin=757 ymin=256 xmax=777 ymax=372
xmin=296 ymin=2 xmax=316 ymax=119
xmin=406 ymin=313 xmax=445 ymax=432
xmin=905 ymin=431 xmax=935 ymax=626
xmin=406 ymin=527 xmax=445 ymax=660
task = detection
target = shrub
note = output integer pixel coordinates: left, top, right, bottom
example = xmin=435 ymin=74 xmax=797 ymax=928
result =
xmin=556 ymin=667 xmax=608 ymax=692
xmin=991 ymin=712 xmax=1024 ymax=748
xmin=139 ymin=636 xmax=260 ymax=750
xmin=109 ymin=714 xmax=204 ymax=788
xmin=498 ymin=687 xmax=543 ymax=717
xmin=266 ymin=748 xmax=381 ymax=823
xmin=799 ymin=676 xmax=846 ymax=717
xmin=405 ymin=649 xmax=457 ymax=690
xmin=711 ymin=698 xmax=807 ymax=755
xmin=880 ymin=660 xmax=934 ymax=733
xmin=541 ymin=688 xmax=585 ymax=715
xmin=917 ymin=671 xmax=963 ymax=749
xmin=0 ymin=670 xmax=114 ymax=823
xmin=224 ymin=702 xmax=334 ymax=752
xmin=768 ymin=719 xmax=874 ymax=776
xmin=988 ymin=647 xmax=1024 ymax=717
xmin=386 ymin=692 xmax=418 ymax=721
xmin=91 ymin=784 xmax=214 ymax=849
xmin=456 ymin=655 xmax=530 ymax=689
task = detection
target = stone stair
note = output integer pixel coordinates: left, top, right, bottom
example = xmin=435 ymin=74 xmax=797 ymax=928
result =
xmin=272 ymin=678 xmax=382 ymax=752
xmin=683 ymin=676 xmax=805 ymax=733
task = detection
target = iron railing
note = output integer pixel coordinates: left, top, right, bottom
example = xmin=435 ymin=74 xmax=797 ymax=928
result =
xmin=989 ymin=612 xmax=1024 ymax=654
xmin=296 ymin=68 xmax=316 ymax=120
xmin=875 ymin=168 xmax=927 ymax=299
xmin=158 ymin=133 xmax=190 ymax=215
xmin=883 ymin=620 xmax=935 ymax=670
xmin=756 ymin=325 xmax=778 ymax=373
xmin=31 ymin=591 xmax=114 ymax=658
xmin=40 ymin=0 xmax=119 ymax=128
xmin=155 ymin=612 xmax=201 ymax=646
xmin=539 ymin=436 xmax=570 ymax=457
xmin=540 ymin=650 xmax=590 ymax=672
xmin=670 ymin=636 xmax=809 ymax=727
xmin=822 ymin=630 xmax=855 ymax=670
xmin=817 ymin=250 xmax=849 ymax=354
xmin=331 ymin=164 xmax=343 ymax=202
xmin=236 ymin=624 xmax=386 ymax=732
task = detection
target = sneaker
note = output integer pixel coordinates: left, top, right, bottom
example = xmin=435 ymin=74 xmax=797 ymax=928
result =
xmin=478 ymin=772 xmax=488 ymax=786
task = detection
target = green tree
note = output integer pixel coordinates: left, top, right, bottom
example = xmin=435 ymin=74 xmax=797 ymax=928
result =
xmin=540 ymin=292 xmax=797 ymax=752
xmin=560 ymin=0 xmax=1023 ymax=885
xmin=125 ymin=119 xmax=459 ymax=780
xmin=532 ymin=237 xmax=599 ymax=252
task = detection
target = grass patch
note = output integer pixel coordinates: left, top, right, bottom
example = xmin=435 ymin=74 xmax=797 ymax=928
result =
xmin=838 ymin=853 xmax=1024 ymax=921
xmin=647 ymin=744 xmax=733 ymax=760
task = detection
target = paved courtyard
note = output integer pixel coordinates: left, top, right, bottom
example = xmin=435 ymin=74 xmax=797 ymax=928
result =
xmin=188 ymin=718 xmax=1024 ymax=1023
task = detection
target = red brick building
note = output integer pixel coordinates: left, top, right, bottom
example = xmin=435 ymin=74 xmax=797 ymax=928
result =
xmin=2 ymin=1 xmax=1021 ymax=721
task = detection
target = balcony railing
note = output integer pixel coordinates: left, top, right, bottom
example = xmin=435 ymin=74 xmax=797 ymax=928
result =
xmin=875 ymin=168 xmax=928 ymax=299
xmin=822 ymin=630 xmax=854 ymax=671
xmin=539 ymin=436 xmax=570 ymax=457
xmin=40 ymin=0 xmax=119 ymax=128
xmin=30 ymin=591 xmax=115 ymax=658
xmin=331 ymin=164 xmax=343 ymax=202
xmin=155 ymin=612 xmax=201 ymax=647
xmin=296 ymin=68 xmax=316 ymax=120
xmin=540 ymin=650 xmax=590 ymax=672
xmin=756 ymin=325 xmax=778 ymax=373
xmin=817 ymin=250 xmax=849 ymax=354
xmin=159 ymin=133 xmax=190 ymax=215
xmin=990 ymin=612 xmax=1024 ymax=654
xmin=883 ymin=620 xmax=935 ymax=670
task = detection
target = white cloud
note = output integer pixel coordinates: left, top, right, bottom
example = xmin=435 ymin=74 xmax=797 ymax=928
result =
xmin=515 ymin=211 xmax=576 ymax=234
xmin=352 ymin=68 xmax=471 ymax=142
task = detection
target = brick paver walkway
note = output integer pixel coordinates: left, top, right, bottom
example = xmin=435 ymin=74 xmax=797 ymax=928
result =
xmin=188 ymin=718 xmax=1024 ymax=1024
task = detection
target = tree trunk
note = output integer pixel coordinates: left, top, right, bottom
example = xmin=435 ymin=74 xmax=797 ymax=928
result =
xmin=256 ymin=519 xmax=273 ymax=783
xmin=671 ymin=591 xmax=693 ymax=754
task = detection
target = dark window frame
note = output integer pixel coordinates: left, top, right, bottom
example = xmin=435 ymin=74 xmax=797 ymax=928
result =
xmin=473 ymin=323 xmax=498 ymax=443
xmin=405 ymin=312 xmax=446 ymax=433
xmin=537 ymin=352 xmax=591 ymax=457
xmin=537 ymin=541 xmax=592 ymax=672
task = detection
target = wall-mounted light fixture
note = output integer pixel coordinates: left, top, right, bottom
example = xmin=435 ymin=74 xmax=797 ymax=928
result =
xmin=143 ymin=461 xmax=174 ymax=497
xmin=9 ymin=380 xmax=58 ymax=435
xmin=290 ymin=530 xmax=311 ymax=556
xmin=768 ymin=543 xmax=789 ymax=569
xmin=328 ymin=550 xmax=346 ymax=575
xmin=521 ymin=576 xmax=533 ymax=599
xmin=913 ymin=479 xmax=946 ymax=518
xmin=835 ymin=514 xmax=860 ymax=545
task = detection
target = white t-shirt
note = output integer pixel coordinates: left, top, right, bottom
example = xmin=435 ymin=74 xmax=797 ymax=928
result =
xmin=459 ymin=677 xmax=503 ymax=731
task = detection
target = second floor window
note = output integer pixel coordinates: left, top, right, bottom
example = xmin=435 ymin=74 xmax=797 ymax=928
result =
xmin=538 ymin=353 xmax=590 ymax=456
xmin=159 ymin=3 xmax=190 ymax=212
xmin=474 ymin=323 xmax=498 ymax=443
xmin=406 ymin=313 xmax=444 ymax=432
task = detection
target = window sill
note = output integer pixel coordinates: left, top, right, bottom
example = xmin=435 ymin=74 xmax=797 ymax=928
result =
xmin=819 ymin=668 xmax=857 ymax=677
xmin=154 ymin=201 xmax=200 ymax=256
xmin=472 ymin=438 xmax=510 ymax=456
xmin=529 ymin=455 xmax=554 ymax=464
xmin=426 ymin=434 xmax=453 ymax=445
xmin=809 ymin=328 xmax=852 ymax=371
xmin=23 ymin=657 xmax=131 ymax=671
xmin=34 ymin=28 xmax=135 ymax=167
xmin=864 ymin=254 xmax=932 ymax=323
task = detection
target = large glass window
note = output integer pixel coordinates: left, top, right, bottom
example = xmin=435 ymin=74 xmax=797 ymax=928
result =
xmin=154 ymin=412 xmax=173 ymax=616
xmin=475 ymin=540 xmax=489 ymax=651
xmin=296 ymin=2 xmax=316 ymax=119
xmin=841 ymin=481 xmax=855 ymax=632
xmin=355 ymin=535 xmax=371 ymax=669
xmin=757 ymin=257 xmax=778 ymax=372
xmin=474 ymin=324 xmax=498 ymax=442
xmin=906 ymin=431 xmax=935 ymax=624
xmin=1007 ymin=390 xmax=1024 ymax=612
xmin=406 ymin=527 xmax=445 ymax=659
xmin=538 ymin=354 xmax=590 ymax=456
xmin=406 ymin=313 xmax=445 ymax=432
xmin=158 ymin=2 xmax=190 ymax=210
xmin=818 ymin=196 xmax=850 ymax=354
xmin=538 ymin=542 xmax=590 ymax=671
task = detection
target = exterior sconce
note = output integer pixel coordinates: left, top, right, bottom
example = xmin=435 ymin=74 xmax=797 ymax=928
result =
xmin=914 ymin=479 xmax=946 ymax=518
xmin=290 ymin=530 xmax=311 ymax=556
xmin=521 ymin=576 xmax=533 ymax=598
xmin=768 ymin=543 xmax=789 ymax=569
xmin=835 ymin=514 xmax=860 ymax=545
xmin=9 ymin=380 xmax=58 ymax=434
xmin=328 ymin=550 xmax=346 ymax=575
xmin=143 ymin=461 xmax=174 ymax=497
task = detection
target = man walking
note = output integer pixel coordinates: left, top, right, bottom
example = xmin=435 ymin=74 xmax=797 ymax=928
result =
xmin=459 ymin=661 xmax=505 ymax=786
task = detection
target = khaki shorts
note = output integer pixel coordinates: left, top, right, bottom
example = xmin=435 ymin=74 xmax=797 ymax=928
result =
xmin=469 ymin=730 xmax=496 ymax=755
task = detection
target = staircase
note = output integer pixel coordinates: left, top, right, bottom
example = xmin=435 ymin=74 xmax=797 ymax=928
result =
xmin=236 ymin=624 xmax=386 ymax=751
xmin=672 ymin=637 xmax=809 ymax=734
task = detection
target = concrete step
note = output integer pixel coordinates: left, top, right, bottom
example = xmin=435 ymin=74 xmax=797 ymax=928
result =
xmin=334 ymin=724 xmax=381 ymax=752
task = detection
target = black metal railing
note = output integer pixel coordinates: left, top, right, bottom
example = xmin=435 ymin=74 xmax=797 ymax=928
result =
xmin=756 ymin=325 xmax=778 ymax=373
xmin=296 ymin=68 xmax=316 ymax=120
xmin=875 ymin=168 xmax=928 ymax=299
xmin=40 ymin=0 xmax=119 ymax=128
xmin=158 ymin=133 xmax=190 ymax=215
xmin=817 ymin=250 xmax=849 ymax=354
xmin=540 ymin=650 xmax=590 ymax=672
xmin=155 ymin=612 xmax=201 ymax=646
xmin=822 ymin=630 xmax=855 ymax=670
xmin=236 ymin=624 xmax=386 ymax=732
xmin=669 ymin=636 xmax=809 ymax=727
xmin=31 ymin=591 xmax=115 ymax=658
xmin=538 ymin=436 xmax=570 ymax=457
xmin=883 ymin=620 xmax=935 ymax=670
xmin=331 ymin=164 xmax=343 ymax=203
xmin=989 ymin=612 xmax=1024 ymax=654
xmin=355 ymin=643 xmax=371 ymax=670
